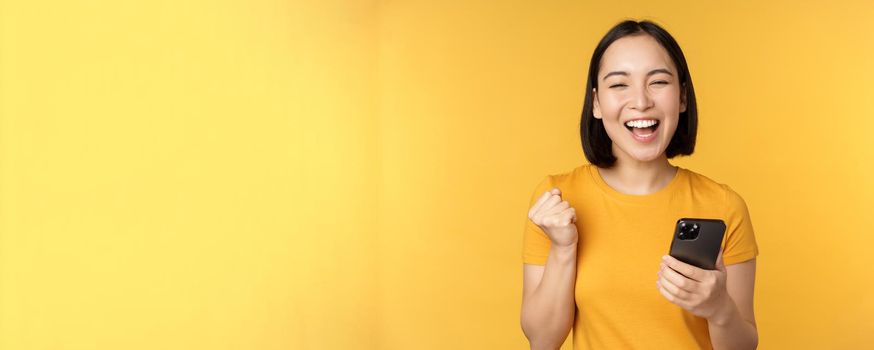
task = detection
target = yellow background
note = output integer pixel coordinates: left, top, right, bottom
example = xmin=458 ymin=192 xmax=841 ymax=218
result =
xmin=1 ymin=0 xmax=872 ymax=349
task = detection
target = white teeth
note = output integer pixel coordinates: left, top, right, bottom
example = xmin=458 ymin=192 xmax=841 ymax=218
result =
xmin=625 ymin=119 xmax=658 ymax=128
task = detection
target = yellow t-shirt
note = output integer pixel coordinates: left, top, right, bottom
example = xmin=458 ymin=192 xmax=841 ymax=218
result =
xmin=522 ymin=163 xmax=759 ymax=350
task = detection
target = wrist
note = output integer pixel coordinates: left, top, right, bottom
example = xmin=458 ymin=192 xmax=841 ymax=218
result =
xmin=549 ymin=243 xmax=578 ymax=261
xmin=708 ymin=296 xmax=738 ymax=327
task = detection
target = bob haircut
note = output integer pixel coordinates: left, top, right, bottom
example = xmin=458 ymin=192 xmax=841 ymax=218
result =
xmin=580 ymin=20 xmax=697 ymax=168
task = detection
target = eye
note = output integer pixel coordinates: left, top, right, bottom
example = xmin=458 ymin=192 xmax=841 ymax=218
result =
xmin=609 ymin=84 xmax=627 ymax=88
xmin=651 ymin=81 xmax=669 ymax=85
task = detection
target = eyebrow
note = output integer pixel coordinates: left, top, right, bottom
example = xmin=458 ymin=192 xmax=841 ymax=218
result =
xmin=602 ymin=68 xmax=674 ymax=81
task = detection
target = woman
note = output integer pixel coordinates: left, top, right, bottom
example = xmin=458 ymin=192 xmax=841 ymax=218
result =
xmin=520 ymin=20 xmax=759 ymax=350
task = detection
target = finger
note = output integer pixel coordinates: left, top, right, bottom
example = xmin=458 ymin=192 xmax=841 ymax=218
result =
xmin=539 ymin=193 xmax=563 ymax=213
xmin=658 ymin=275 xmax=693 ymax=302
xmin=544 ymin=200 xmax=570 ymax=216
xmin=659 ymin=262 xmax=699 ymax=294
xmin=531 ymin=195 xmax=563 ymax=224
xmin=558 ymin=207 xmax=576 ymax=225
xmin=528 ymin=189 xmax=556 ymax=217
xmin=662 ymin=255 xmax=705 ymax=282
xmin=657 ymin=280 xmax=692 ymax=309
xmin=543 ymin=205 xmax=574 ymax=226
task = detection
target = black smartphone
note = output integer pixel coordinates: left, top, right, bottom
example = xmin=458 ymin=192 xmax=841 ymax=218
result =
xmin=668 ymin=218 xmax=726 ymax=270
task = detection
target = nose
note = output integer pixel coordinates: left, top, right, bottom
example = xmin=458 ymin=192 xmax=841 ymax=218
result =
xmin=629 ymin=84 xmax=654 ymax=111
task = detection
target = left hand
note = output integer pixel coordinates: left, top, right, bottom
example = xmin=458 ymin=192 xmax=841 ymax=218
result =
xmin=656 ymin=250 xmax=733 ymax=322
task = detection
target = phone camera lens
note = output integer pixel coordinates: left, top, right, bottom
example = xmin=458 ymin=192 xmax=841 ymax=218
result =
xmin=678 ymin=221 xmax=700 ymax=240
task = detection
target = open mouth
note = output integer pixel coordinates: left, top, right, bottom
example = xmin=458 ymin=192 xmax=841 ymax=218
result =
xmin=624 ymin=119 xmax=660 ymax=141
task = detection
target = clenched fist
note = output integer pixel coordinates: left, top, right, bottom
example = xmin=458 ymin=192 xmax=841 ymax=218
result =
xmin=527 ymin=187 xmax=578 ymax=247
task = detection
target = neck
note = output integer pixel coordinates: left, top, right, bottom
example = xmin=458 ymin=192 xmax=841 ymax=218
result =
xmin=597 ymin=147 xmax=677 ymax=195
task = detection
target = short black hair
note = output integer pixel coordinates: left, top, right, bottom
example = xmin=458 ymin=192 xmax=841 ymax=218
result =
xmin=580 ymin=19 xmax=697 ymax=168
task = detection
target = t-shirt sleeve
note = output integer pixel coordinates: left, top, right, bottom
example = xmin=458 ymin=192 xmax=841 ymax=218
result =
xmin=522 ymin=175 xmax=555 ymax=265
xmin=720 ymin=185 xmax=760 ymax=265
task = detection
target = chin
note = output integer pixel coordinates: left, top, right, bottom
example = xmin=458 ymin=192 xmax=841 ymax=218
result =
xmin=620 ymin=143 xmax=667 ymax=163
xmin=630 ymin=152 xmax=663 ymax=162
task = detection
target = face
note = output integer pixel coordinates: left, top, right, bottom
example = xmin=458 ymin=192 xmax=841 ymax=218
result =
xmin=592 ymin=34 xmax=687 ymax=164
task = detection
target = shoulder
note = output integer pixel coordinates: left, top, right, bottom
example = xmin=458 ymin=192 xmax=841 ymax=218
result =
xmin=527 ymin=164 xmax=590 ymax=199
xmin=527 ymin=164 xmax=598 ymax=207
xmin=683 ymin=168 xmax=726 ymax=192
xmin=546 ymin=163 xmax=591 ymax=186
xmin=682 ymin=168 xmax=749 ymax=213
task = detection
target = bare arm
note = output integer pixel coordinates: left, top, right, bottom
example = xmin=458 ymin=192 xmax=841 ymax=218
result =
xmin=658 ymin=254 xmax=758 ymax=349
xmin=708 ymin=259 xmax=758 ymax=349
xmin=520 ymin=187 xmax=578 ymax=350
xmin=521 ymin=244 xmax=577 ymax=350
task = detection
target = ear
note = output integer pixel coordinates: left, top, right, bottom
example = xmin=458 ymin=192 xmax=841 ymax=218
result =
xmin=679 ymin=83 xmax=687 ymax=113
xmin=592 ymin=88 xmax=602 ymax=119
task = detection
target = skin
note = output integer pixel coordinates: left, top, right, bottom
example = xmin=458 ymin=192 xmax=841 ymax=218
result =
xmin=522 ymin=33 xmax=758 ymax=349
xmin=592 ymin=33 xmax=684 ymax=196
xmin=521 ymin=189 xmax=579 ymax=349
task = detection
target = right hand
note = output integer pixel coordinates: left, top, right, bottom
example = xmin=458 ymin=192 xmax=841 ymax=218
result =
xmin=527 ymin=187 xmax=579 ymax=247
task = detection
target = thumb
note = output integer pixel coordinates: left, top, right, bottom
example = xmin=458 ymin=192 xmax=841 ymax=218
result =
xmin=715 ymin=248 xmax=726 ymax=272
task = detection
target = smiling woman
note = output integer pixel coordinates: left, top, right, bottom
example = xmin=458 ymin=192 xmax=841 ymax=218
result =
xmin=520 ymin=20 xmax=759 ymax=350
